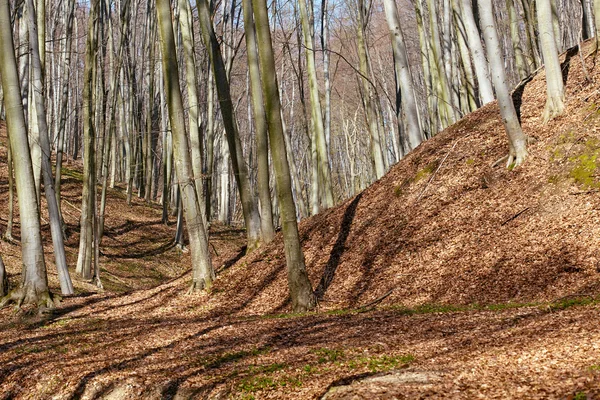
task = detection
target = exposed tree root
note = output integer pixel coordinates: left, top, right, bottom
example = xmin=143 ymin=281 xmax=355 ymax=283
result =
xmin=0 ymin=287 xmax=58 ymax=311
xmin=187 ymin=279 xmax=209 ymax=295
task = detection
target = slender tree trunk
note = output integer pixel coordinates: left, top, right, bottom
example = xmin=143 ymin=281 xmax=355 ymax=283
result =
xmin=538 ymin=0 xmax=565 ymax=122
xmin=479 ymin=0 xmax=527 ymax=167
xmin=382 ymin=0 xmax=423 ymax=153
xmin=156 ymin=0 xmax=215 ymax=291
xmin=25 ymin=0 xmax=74 ymax=295
xmin=251 ymin=0 xmax=316 ymax=312
xmin=76 ymin=0 xmax=98 ymax=282
xmin=178 ymin=0 xmax=206 ymax=222
xmin=4 ymin=141 xmax=14 ymax=241
xmin=54 ymin=0 xmax=76 ymax=216
xmin=459 ymin=0 xmax=495 ymax=105
xmin=196 ymin=0 xmax=262 ymax=251
xmin=357 ymin=0 xmax=386 ymax=179
xmin=241 ymin=0 xmax=275 ymax=242
xmin=297 ymin=0 xmax=334 ymax=211
xmin=0 ymin=0 xmax=53 ymax=307
xmin=205 ymin=69 xmax=215 ymax=221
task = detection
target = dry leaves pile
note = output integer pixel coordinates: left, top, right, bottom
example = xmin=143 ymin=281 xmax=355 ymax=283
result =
xmin=2 ymin=42 xmax=600 ymax=399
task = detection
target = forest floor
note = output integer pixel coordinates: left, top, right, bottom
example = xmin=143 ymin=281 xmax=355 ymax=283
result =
xmin=4 ymin=42 xmax=600 ymax=399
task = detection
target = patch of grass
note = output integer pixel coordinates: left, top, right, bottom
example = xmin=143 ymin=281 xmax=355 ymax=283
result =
xmin=239 ymin=374 xmax=302 ymax=393
xmin=547 ymin=175 xmax=561 ymax=184
xmin=61 ymin=167 xmax=84 ymax=181
xmin=393 ymin=185 xmax=403 ymax=197
xmin=548 ymin=296 xmax=596 ymax=311
xmin=574 ymin=391 xmax=588 ymax=400
xmin=588 ymin=364 xmax=600 ymax=371
xmin=484 ymin=302 xmax=536 ymax=312
xmin=248 ymin=363 xmax=286 ymax=374
xmin=311 ymin=347 xmax=345 ymax=363
xmin=206 ymin=346 xmax=271 ymax=369
xmin=566 ymin=138 xmax=600 ymax=188
xmin=366 ymin=354 xmax=415 ymax=372
xmin=466 ymin=158 xmax=475 ymax=165
xmin=391 ymin=303 xmax=470 ymax=316
xmin=414 ymin=161 xmax=439 ymax=182
xmin=569 ymin=153 xmax=599 ymax=188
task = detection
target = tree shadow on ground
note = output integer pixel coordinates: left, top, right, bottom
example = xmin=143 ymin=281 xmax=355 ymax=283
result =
xmin=315 ymin=193 xmax=362 ymax=300
xmin=561 ymin=45 xmax=579 ymax=85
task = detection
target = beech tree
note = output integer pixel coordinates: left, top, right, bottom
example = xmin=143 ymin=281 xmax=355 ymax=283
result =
xmin=156 ymin=0 xmax=215 ymax=291
xmin=479 ymin=0 xmax=528 ymax=167
xmin=382 ymin=0 xmax=423 ymax=153
xmin=250 ymin=0 xmax=316 ymax=311
xmin=538 ymin=0 xmax=565 ymax=122
xmin=25 ymin=0 xmax=74 ymax=295
xmin=0 ymin=0 xmax=53 ymax=307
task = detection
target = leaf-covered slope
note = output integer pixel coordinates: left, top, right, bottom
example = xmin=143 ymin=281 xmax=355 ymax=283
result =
xmin=209 ymin=42 xmax=600 ymax=316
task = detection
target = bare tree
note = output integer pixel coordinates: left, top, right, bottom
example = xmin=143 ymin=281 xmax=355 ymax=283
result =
xmin=538 ymin=0 xmax=565 ymax=122
xmin=250 ymin=0 xmax=316 ymax=311
xmin=479 ymin=0 xmax=527 ymax=167
xmin=156 ymin=0 xmax=215 ymax=291
xmin=0 ymin=0 xmax=53 ymax=307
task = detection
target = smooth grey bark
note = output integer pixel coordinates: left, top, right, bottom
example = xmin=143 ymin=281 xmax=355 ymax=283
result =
xmin=54 ymin=0 xmax=76 ymax=216
xmin=479 ymin=0 xmax=527 ymax=167
xmin=4 ymin=142 xmax=14 ymax=241
xmin=25 ymin=0 xmax=74 ymax=295
xmin=357 ymin=0 xmax=386 ymax=179
xmin=452 ymin=0 xmax=478 ymax=112
xmin=506 ymin=0 xmax=528 ymax=78
xmin=594 ymin=0 xmax=600 ymax=42
xmin=196 ymin=0 xmax=262 ymax=251
xmin=0 ymin=0 xmax=52 ymax=307
xmin=538 ymin=0 xmax=565 ymax=122
xmin=298 ymin=0 xmax=334 ymax=212
xmin=425 ymin=0 xmax=455 ymax=126
xmin=458 ymin=0 xmax=495 ymax=105
xmin=178 ymin=0 xmax=206 ymax=226
xmin=250 ymin=0 xmax=316 ymax=312
xmin=241 ymin=0 xmax=275 ymax=242
xmin=156 ymin=0 xmax=215 ymax=291
xmin=382 ymin=0 xmax=423 ymax=153
xmin=76 ymin=0 xmax=98 ymax=283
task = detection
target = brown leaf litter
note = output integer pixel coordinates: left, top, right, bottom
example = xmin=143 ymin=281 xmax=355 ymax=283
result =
xmin=3 ymin=42 xmax=600 ymax=399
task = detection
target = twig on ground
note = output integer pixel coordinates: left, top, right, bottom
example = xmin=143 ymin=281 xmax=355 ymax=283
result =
xmin=501 ymin=207 xmax=530 ymax=226
xmin=357 ymin=289 xmax=394 ymax=311
xmin=417 ymin=140 xmax=460 ymax=201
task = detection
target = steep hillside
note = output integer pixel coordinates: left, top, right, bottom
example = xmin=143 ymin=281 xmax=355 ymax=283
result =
xmin=209 ymin=43 xmax=600 ymax=316
xmin=3 ymin=43 xmax=600 ymax=400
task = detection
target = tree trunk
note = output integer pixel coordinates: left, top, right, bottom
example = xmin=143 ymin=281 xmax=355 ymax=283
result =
xmin=4 ymin=141 xmax=14 ymax=241
xmin=156 ymin=0 xmax=215 ymax=291
xmin=459 ymin=0 xmax=495 ymax=105
xmin=357 ymin=0 xmax=386 ymax=179
xmin=25 ymin=0 xmax=74 ymax=295
xmin=298 ymin=0 xmax=334 ymax=211
xmin=54 ymin=0 xmax=76 ymax=217
xmin=196 ymin=0 xmax=262 ymax=251
xmin=178 ymin=0 xmax=207 ymax=225
xmin=76 ymin=0 xmax=98 ymax=282
xmin=382 ymin=0 xmax=423 ymax=153
xmin=479 ymin=0 xmax=528 ymax=167
xmin=251 ymin=0 xmax=316 ymax=312
xmin=538 ymin=0 xmax=565 ymax=122
xmin=241 ymin=0 xmax=275 ymax=242
xmin=0 ymin=0 xmax=53 ymax=307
